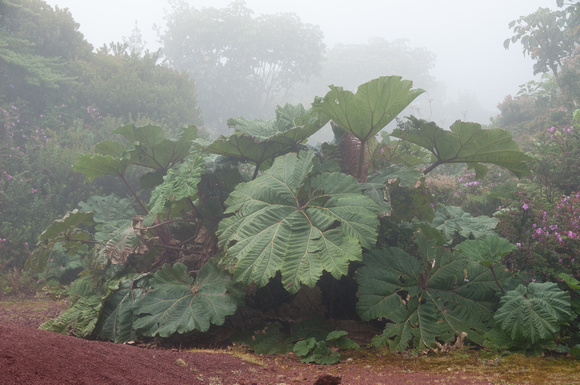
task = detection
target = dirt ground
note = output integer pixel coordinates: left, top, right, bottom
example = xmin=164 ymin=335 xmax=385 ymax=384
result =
xmin=1 ymin=297 xmax=578 ymax=384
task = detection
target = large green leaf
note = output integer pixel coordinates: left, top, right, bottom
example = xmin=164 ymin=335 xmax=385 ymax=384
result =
xmin=559 ymin=273 xmax=580 ymax=290
xmin=204 ymin=132 xmax=286 ymax=167
xmin=218 ymin=151 xmax=379 ymax=294
xmin=267 ymin=108 xmax=330 ymax=148
xmin=312 ymin=76 xmax=425 ymax=142
xmin=74 ymin=124 xmax=199 ymax=188
xmin=27 ymin=210 xmax=94 ymax=273
xmin=431 ymin=205 xmax=498 ymax=242
xmin=72 ymin=153 xmax=130 ymax=182
xmin=456 ymin=235 xmax=518 ymax=268
xmin=371 ymin=164 xmax=423 ymax=188
xmin=375 ymin=131 xmax=431 ymax=167
xmin=113 ymin=124 xmax=198 ymax=171
xmin=104 ymin=223 xmax=151 ymax=264
xmin=94 ymin=140 xmax=128 ymax=157
xmin=78 ymin=194 xmax=136 ymax=224
xmin=78 ymin=194 xmax=136 ymax=243
xmin=36 ymin=209 xmax=94 ymax=245
xmin=227 ymin=104 xmax=307 ymax=139
xmin=40 ymin=295 xmax=103 ymax=337
xmin=390 ymin=118 xmax=532 ymax=178
xmin=96 ymin=274 xmax=151 ymax=343
xmin=148 ymin=155 xmax=205 ymax=215
xmin=495 ymin=283 xmax=571 ymax=344
xmin=360 ymin=165 xmax=423 ymax=216
xmin=207 ymin=104 xmax=328 ymax=173
xmin=356 ymin=235 xmax=504 ymax=351
xmin=228 ymin=103 xmax=325 ymax=142
xmin=133 ymin=259 xmax=238 ymax=337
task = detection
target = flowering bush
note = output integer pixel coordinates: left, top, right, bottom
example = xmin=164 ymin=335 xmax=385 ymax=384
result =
xmin=0 ymin=101 xmax=107 ymax=269
xmin=497 ymin=191 xmax=580 ymax=283
xmin=528 ymin=122 xmax=580 ymax=200
xmin=494 ymin=94 xmax=538 ymax=130
xmin=426 ymin=166 xmax=517 ymax=217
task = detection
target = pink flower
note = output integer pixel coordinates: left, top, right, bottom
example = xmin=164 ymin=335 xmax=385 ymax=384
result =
xmin=522 ymin=203 xmax=529 ymax=210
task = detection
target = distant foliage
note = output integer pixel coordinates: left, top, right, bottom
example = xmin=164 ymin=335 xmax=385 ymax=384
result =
xmin=160 ymin=0 xmax=325 ymax=130
xmin=505 ymin=3 xmax=579 ymax=77
xmin=70 ymin=44 xmax=203 ymax=130
xmin=528 ymin=123 xmax=580 ymax=198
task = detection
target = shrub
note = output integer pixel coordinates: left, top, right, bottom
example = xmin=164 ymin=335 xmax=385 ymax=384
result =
xmin=0 ymin=101 xmax=106 ymax=269
xmin=424 ymin=174 xmax=458 ymax=206
xmin=426 ymin=167 xmax=518 ymax=217
xmin=494 ymin=94 xmax=538 ymax=130
xmin=0 ymin=267 xmax=39 ymax=298
xmin=528 ymin=123 xmax=580 ymax=200
xmin=497 ymin=191 xmax=580 ymax=283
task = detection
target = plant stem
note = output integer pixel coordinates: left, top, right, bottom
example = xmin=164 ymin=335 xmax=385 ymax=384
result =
xmin=357 ymin=139 xmax=367 ymax=182
xmin=490 ymin=265 xmax=505 ymax=294
xmin=120 ymin=174 xmax=149 ymax=214
xmin=423 ymin=160 xmax=442 ymax=175
xmin=156 ymin=244 xmax=201 ymax=253
xmin=252 ymin=161 xmax=262 ymax=180
xmin=66 ymin=238 xmax=100 ymax=244
xmin=136 ymin=219 xmax=183 ymax=230
xmin=186 ymin=198 xmax=205 ymax=222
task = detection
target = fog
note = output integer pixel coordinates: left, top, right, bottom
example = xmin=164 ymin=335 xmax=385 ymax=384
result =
xmin=44 ymin=0 xmax=553 ymax=126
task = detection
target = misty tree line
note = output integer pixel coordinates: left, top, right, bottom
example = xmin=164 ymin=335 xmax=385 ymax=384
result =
xmin=157 ymin=0 xmax=443 ymax=131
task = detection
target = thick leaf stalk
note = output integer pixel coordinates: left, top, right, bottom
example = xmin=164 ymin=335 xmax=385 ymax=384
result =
xmin=312 ymin=76 xmax=425 ymax=181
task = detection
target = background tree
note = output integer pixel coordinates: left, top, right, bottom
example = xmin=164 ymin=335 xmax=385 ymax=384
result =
xmin=70 ymin=43 xmax=203 ymax=130
xmin=0 ymin=0 xmax=91 ymax=114
xmin=504 ymin=2 xmax=579 ymax=79
xmin=159 ymin=0 xmax=325 ymax=133
xmin=287 ymin=37 xmax=490 ymax=129
xmin=295 ymin=38 xmax=436 ymax=99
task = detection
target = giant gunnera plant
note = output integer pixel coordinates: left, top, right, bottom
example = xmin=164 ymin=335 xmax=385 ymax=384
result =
xmin=28 ymin=76 xmax=568 ymax=359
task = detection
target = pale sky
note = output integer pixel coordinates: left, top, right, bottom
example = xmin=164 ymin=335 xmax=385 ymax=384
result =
xmin=44 ymin=0 xmax=555 ymax=123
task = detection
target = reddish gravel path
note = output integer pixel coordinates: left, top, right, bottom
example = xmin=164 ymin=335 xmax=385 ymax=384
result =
xmin=0 ymin=298 xmax=575 ymax=384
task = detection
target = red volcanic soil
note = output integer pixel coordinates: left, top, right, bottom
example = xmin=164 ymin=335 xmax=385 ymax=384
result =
xmin=0 ymin=298 xmax=573 ymax=384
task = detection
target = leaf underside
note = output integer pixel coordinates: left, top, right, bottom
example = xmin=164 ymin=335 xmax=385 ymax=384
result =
xmin=218 ymin=151 xmax=379 ymax=294
xmin=495 ymin=283 xmax=571 ymax=344
xmin=390 ymin=119 xmax=531 ymax=178
xmin=133 ymin=260 xmax=237 ymax=337
xmin=356 ymin=244 xmax=503 ymax=351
